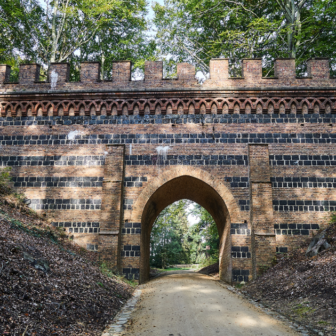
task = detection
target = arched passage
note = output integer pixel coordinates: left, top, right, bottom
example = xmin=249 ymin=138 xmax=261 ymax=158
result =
xmin=134 ymin=169 xmax=239 ymax=283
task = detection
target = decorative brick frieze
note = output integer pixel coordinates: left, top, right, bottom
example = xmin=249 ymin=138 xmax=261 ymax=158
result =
xmin=1 ymin=114 xmax=336 ymax=126
xmin=270 ymin=155 xmax=336 ymax=166
xmin=273 ymin=200 xmax=336 ymax=211
xmin=123 ymin=267 xmax=139 ymax=280
xmin=0 ymin=95 xmax=334 ymax=119
xmin=52 ymin=221 xmax=100 ymax=234
xmin=122 ymin=222 xmax=141 ymax=234
xmin=29 ymin=198 xmax=101 ymax=210
xmin=0 ymin=156 xmax=105 ymax=167
xmin=271 ymin=177 xmax=336 ymax=188
xmin=276 ymin=247 xmax=288 ymax=253
xmin=274 ymin=223 xmax=319 ymax=235
xmin=232 ymin=269 xmax=249 ymax=282
xmin=12 ymin=176 xmax=103 ymax=188
xmin=231 ymin=246 xmax=251 ymax=258
xmin=230 ymin=223 xmax=251 ymax=235
xmin=121 ymin=245 xmax=140 ymax=257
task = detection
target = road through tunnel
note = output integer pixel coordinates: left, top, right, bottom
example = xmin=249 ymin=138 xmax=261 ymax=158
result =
xmin=139 ymin=175 xmax=232 ymax=284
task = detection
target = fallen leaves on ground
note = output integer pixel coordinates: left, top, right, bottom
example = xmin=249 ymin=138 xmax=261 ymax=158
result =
xmin=0 ymin=194 xmax=133 ymax=335
xmin=245 ymin=223 xmax=336 ymax=335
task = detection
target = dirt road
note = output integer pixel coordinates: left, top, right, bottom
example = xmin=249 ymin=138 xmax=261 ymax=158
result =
xmin=125 ymin=271 xmax=298 ymax=336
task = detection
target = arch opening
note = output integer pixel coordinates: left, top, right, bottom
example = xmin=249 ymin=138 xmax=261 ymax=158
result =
xmin=150 ymin=200 xmax=219 ymax=271
xmin=139 ymin=175 xmax=231 ymax=283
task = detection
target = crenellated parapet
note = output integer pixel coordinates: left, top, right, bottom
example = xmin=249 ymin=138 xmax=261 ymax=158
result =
xmin=0 ymin=61 xmax=198 ymax=92
xmin=1 ymin=58 xmax=336 ymax=117
xmin=204 ymin=58 xmax=334 ymax=88
xmin=1 ymin=58 xmax=335 ymax=95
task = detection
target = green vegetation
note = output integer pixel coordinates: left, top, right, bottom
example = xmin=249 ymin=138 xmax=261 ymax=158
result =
xmin=150 ymin=200 xmax=219 ymax=269
xmin=2 ymin=0 xmax=335 ymax=80
xmin=293 ymin=303 xmax=316 ymax=317
xmin=0 ymin=0 xmax=155 ymax=80
xmin=99 ymin=261 xmax=138 ymax=287
xmin=0 ymin=167 xmax=11 ymax=185
xmin=156 ymin=267 xmax=192 ymax=272
xmin=153 ymin=0 xmax=336 ymax=77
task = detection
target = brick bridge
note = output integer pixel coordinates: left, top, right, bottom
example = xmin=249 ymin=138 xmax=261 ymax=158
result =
xmin=0 ymin=58 xmax=335 ymax=283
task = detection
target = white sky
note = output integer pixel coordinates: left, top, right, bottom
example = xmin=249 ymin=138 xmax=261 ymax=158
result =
xmin=187 ymin=203 xmax=200 ymax=226
xmin=147 ymin=0 xmax=165 ymax=21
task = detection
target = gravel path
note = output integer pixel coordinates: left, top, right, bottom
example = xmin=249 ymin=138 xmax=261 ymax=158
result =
xmin=125 ymin=272 xmax=299 ymax=336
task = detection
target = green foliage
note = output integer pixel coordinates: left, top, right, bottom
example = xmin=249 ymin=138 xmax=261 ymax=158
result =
xmin=198 ymin=255 xmax=219 ymax=268
xmin=0 ymin=167 xmax=12 ymax=186
xmin=330 ymin=212 xmax=336 ymax=224
xmin=150 ymin=200 xmax=191 ymax=268
xmin=153 ymin=0 xmax=336 ymax=77
xmin=150 ymin=200 xmax=219 ymax=268
xmin=156 ymin=266 xmax=193 ymax=272
xmin=99 ymin=261 xmax=138 ymax=287
xmin=187 ymin=204 xmax=219 ymax=264
xmin=97 ymin=282 xmax=105 ymax=288
xmin=99 ymin=261 xmax=115 ymax=278
xmin=0 ymin=0 xmax=155 ymax=79
xmin=293 ymin=303 xmax=316 ymax=316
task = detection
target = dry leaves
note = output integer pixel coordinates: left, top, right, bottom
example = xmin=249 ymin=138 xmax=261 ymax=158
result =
xmin=0 ymin=197 xmax=133 ymax=336
xmin=245 ymin=223 xmax=336 ymax=335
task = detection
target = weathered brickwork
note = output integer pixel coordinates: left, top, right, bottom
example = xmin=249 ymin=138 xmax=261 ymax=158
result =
xmin=1 ymin=58 xmax=336 ymax=283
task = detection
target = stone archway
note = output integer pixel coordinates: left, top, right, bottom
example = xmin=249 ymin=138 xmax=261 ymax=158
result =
xmin=130 ymin=167 xmax=243 ymax=283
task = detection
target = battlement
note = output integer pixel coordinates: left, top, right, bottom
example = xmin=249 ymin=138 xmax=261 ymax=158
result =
xmin=0 ymin=61 xmax=198 ymax=92
xmin=205 ymin=58 xmax=334 ymax=88
xmin=0 ymin=58 xmax=335 ymax=93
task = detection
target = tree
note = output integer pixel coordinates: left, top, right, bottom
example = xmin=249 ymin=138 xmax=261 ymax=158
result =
xmin=0 ymin=0 xmax=154 ymax=80
xmin=150 ymin=200 xmax=219 ymax=268
xmin=150 ymin=200 xmax=191 ymax=268
xmin=153 ymin=0 xmax=336 ymax=77
xmin=187 ymin=204 xmax=219 ymax=264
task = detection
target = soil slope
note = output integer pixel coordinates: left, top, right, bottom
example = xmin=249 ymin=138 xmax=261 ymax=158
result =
xmin=197 ymin=262 xmax=219 ymax=275
xmin=245 ymin=223 xmax=336 ymax=335
xmin=0 ymin=191 xmax=132 ymax=335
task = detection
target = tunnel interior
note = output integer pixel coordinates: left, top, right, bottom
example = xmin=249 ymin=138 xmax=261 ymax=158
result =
xmin=140 ymin=175 xmax=231 ymax=283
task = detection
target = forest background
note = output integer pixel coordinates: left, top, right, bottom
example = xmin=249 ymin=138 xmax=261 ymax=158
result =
xmin=1 ymin=0 xmax=336 ymax=266
xmin=1 ymin=0 xmax=336 ymax=81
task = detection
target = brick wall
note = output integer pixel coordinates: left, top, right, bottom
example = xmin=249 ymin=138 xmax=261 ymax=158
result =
xmin=1 ymin=57 xmax=335 ymax=283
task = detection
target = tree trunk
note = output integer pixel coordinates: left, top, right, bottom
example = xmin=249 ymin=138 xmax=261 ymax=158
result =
xmin=50 ymin=0 xmax=59 ymax=63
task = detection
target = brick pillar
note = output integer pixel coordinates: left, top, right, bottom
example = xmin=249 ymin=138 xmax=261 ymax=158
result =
xmin=99 ymin=145 xmax=125 ymax=271
xmin=249 ymin=144 xmax=276 ymax=279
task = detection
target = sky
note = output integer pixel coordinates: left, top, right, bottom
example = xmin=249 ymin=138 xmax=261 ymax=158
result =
xmin=147 ymin=0 xmax=165 ymax=21
xmin=187 ymin=203 xmax=200 ymax=226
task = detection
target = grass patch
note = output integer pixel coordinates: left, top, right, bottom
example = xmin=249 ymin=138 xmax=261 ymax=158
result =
xmin=156 ymin=267 xmax=191 ymax=272
xmin=97 ymin=282 xmax=105 ymax=288
xmin=99 ymin=262 xmax=138 ymax=287
xmin=293 ymin=304 xmax=316 ymax=317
